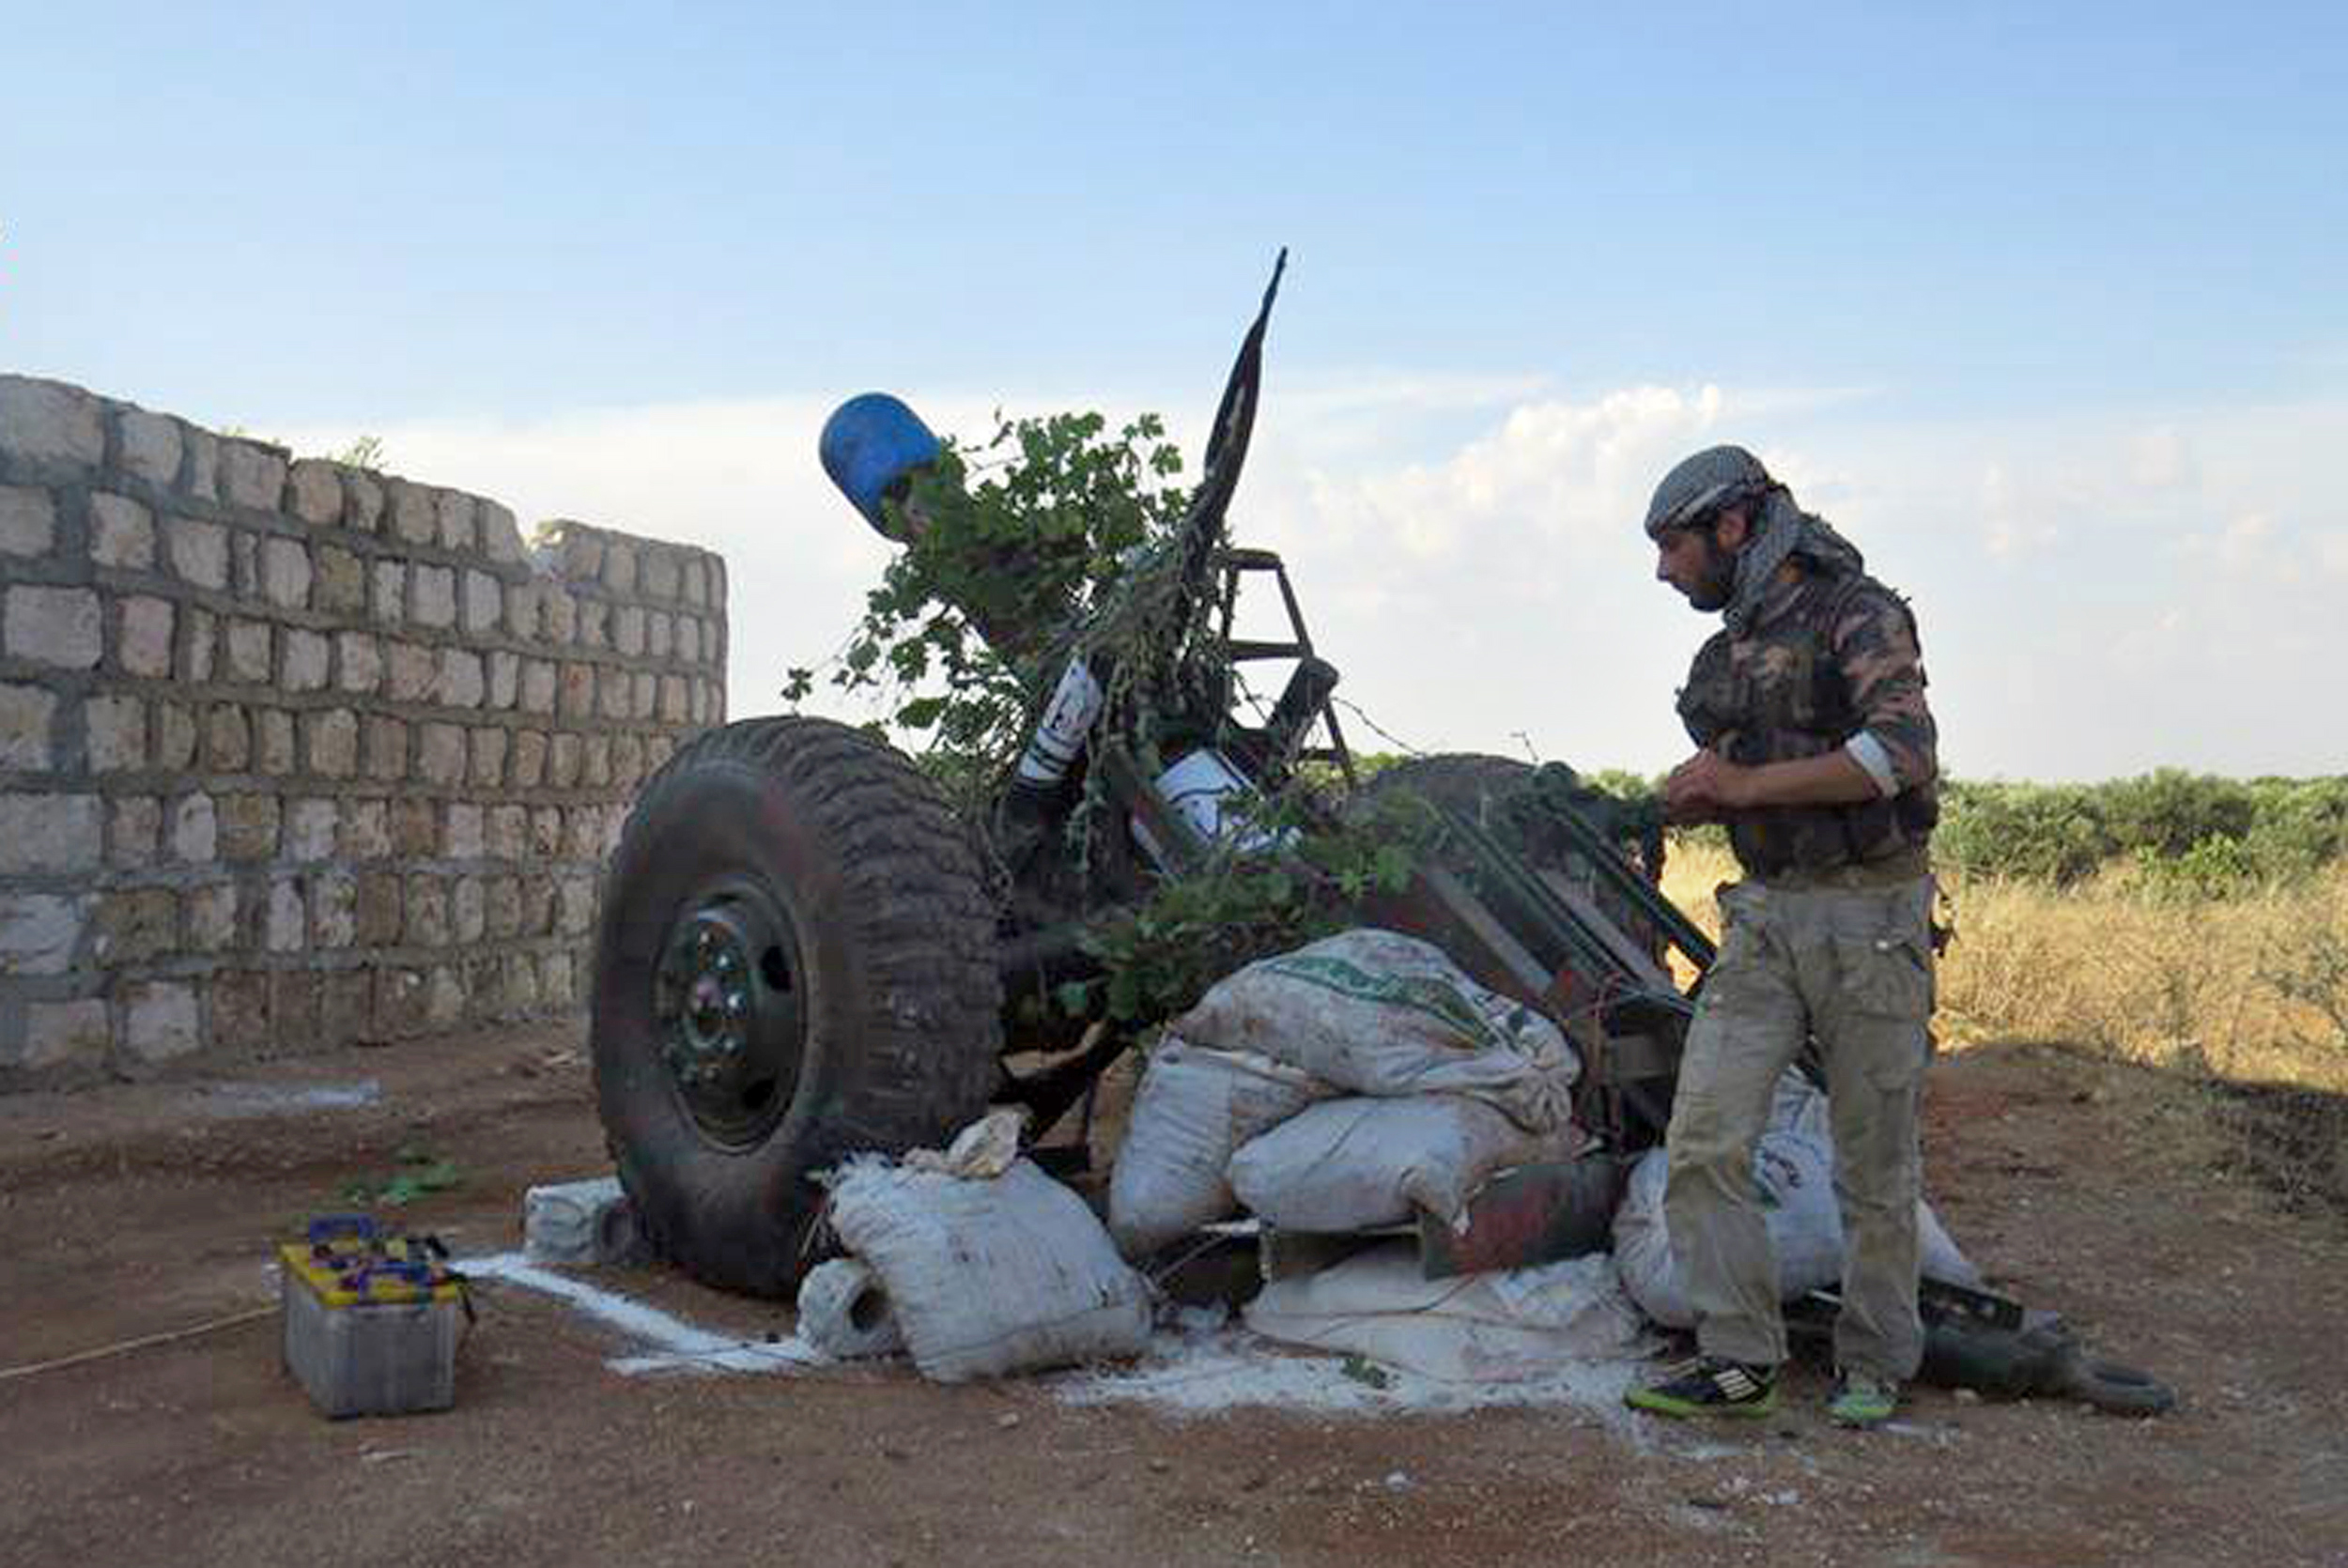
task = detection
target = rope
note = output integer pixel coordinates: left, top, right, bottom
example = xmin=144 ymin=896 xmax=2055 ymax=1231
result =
xmin=0 ymin=1304 xmax=275 ymax=1383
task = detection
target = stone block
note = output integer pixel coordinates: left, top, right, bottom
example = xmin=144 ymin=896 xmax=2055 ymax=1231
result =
xmin=540 ymin=950 xmax=575 ymax=1007
xmin=356 ymin=871 xmax=402 ymax=945
xmin=261 ymin=536 xmax=313 ymax=608
xmin=502 ymin=580 xmax=541 ymax=640
xmin=630 ymin=670 xmax=657 ymax=720
xmin=217 ymin=792 xmax=280 ymax=861
xmin=430 ymin=965 xmax=470 ymax=1027
xmin=304 ymin=708 xmax=359 ymax=777
xmin=311 ymin=869 xmax=357 ymax=948
xmin=556 ymin=872 xmax=596 ymax=936
xmin=287 ymin=459 xmax=343 ymax=525
xmin=488 ymin=805 xmax=529 ymax=860
xmin=154 ymin=702 xmax=198 ymax=771
xmin=418 ymin=722 xmax=466 ymax=786
xmin=410 ymin=564 xmax=456 ymax=629
xmin=548 ymin=733 xmax=581 ymax=788
xmin=117 ymin=595 xmax=176 ymax=678
xmin=403 ymin=874 xmax=449 ymax=945
xmin=451 ymin=876 xmax=486 ymax=943
xmin=6 ymin=586 xmax=102 ymax=668
xmin=0 ymin=892 xmax=85 ymax=975
xmin=314 ymin=544 xmax=365 ymax=615
xmin=542 ymin=585 xmax=577 ymax=643
xmin=437 ymin=490 xmax=477 ymax=552
xmin=323 ymin=970 xmax=372 ymax=1044
xmin=206 ymin=705 xmax=251 ymax=772
xmin=270 ymin=971 xmax=322 ymax=1052
xmin=341 ymin=797 xmax=390 ymax=860
xmin=462 ymin=569 xmax=502 ymax=635
xmin=373 ymin=967 xmax=430 ymax=1039
xmin=579 ymin=734 xmax=610 ymax=789
xmin=255 ymin=707 xmax=297 ymax=775
xmin=282 ymin=626 xmax=331 ymax=691
xmin=88 ymin=493 xmax=156 ymax=569
xmin=385 ymin=639 xmax=436 ymax=702
xmin=658 ymin=675 xmax=689 ymax=724
xmin=600 ymin=541 xmax=639 ymax=594
xmin=530 ymin=807 xmax=563 ymax=857
xmin=264 ymin=877 xmax=306 ymax=951
xmin=612 ymin=604 xmax=645 ymax=657
xmin=164 ymin=515 xmax=230 ymax=590
xmin=209 ymin=971 xmax=270 ymax=1048
xmin=556 ymin=662 xmax=595 ymax=720
xmin=611 ymin=733 xmax=644 ymax=790
xmin=437 ymin=648 xmax=485 ymax=708
xmin=511 ymin=730 xmax=548 ymax=789
xmin=84 ymin=694 xmax=147 ymax=773
xmin=0 ymin=792 xmax=103 ymax=874
xmin=443 ymin=802 xmax=484 ymax=859
xmin=469 ymin=727 xmax=507 ymax=789
xmin=225 ymin=618 xmax=273 ymax=684
xmin=92 ymin=886 xmax=178 ymax=967
xmin=184 ymin=430 xmax=219 ymax=502
xmin=122 ymin=980 xmax=201 ymax=1063
xmin=682 ymin=558 xmax=707 ymax=607
xmin=370 ymin=559 xmax=404 ymax=623
xmin=336 ymin=630 xmax=382 ymax=694
xmin=286 ymin=796 xmax=337 ymax=860
xmin=576 ymin=598 xmax=609 ymax=649
xmin=181 ymin=607 xmax=217 ymax=682
xmin=519 ymin=659 xmax=557 ymax=715
xmin=386 ymin=481 xmax=437 ymax=546
xmin=646 ymin=612 xmax=672 ymax=659
xmin=675 ymin=616 xmax=701 ymax=662
xmin=486 ymin=877 xmax=522 ymax=939
xmin=519 ymin=873 xmax=554 ymax=935
xmin=597 ymin=667 xmax=630 ymax=721
xmin=0 ymin=484 xmax=57 ymax=556
xmin=0 ymin=377 xmax=104 ymax=469
xmin=642 ymin=548 xmax=680 ymax=602
xmin=485 ymin=650 xmax=518 ymax=711
xmin=185 ymin=881 xmax=239 ymax=951
xmin=479 ymin=500 xmax=524 ymax=564
xmin=110 ymin=796 xmax=162 ymax=867
xmin=117 ymin=407 xmax=183 ymax=487
xmin=0 ymin=683 xmax=55 ymax=769
xmin=346 ymin=469 xmax=384 ymax=532
xmin=24 ymin=999 xmax=110 ymax=1070
xmin=363 ymin=715 xmax=409 ymax=780
xmin=219 ymin=440 xmax=287 ymax=512
xmin=390 ymin=798 xmax=437 ymax=856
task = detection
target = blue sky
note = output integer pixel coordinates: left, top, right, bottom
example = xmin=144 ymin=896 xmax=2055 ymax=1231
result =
xmin=6 ymin=3 xmax=2342 ymax=779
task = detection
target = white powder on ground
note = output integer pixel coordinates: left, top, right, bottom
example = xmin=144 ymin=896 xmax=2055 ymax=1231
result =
xmin=462 ymin=1252 xmax=821 ymax=1376
xmin=1053 ymin=1322 xmax=1646 ymax=1430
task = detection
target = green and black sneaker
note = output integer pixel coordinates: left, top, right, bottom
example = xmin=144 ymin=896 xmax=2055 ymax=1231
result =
xmin=1827 ymin=1368 xmax=1899 ymax=1427
xmin=1625 ymin=1356 xmax=1779 ymax=1420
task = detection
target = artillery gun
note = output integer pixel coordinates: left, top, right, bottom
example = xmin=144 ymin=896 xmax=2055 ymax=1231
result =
xmin=588 ymin=256 xmax=1704 ymax=1296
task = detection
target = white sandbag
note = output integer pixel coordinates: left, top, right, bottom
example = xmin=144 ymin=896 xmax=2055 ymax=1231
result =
xmin=522 ymin=1175 xmax=646 ymax=1267
xmin=825 ymin=1156 xmax=1151 ymax=1383
xmin=1611 ymin=1133 xmax=1983 ymax=1330
xmin=1108 ymin=1037 xmax=1331 ymax=1258
xmin=1172 ymin=929 xmax=1578 ymax=1133
xmin=1244 ymin=1241 xmax=1654 ymax=1382
xmin=1611 ymin=1135 xmax=1846 ymax=1329
xmin=1764 ymin=1077 xmax=1983 ymax=1288
xmin=795 ymin=1257 xmax=904 ymax=1360
xmin=1228 ymin=1094 xmax=1560 ymax=1233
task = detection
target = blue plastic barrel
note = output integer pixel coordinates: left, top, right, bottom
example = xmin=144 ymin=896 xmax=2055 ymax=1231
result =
xmin=819 ymin=392 xmax=941 ymax=540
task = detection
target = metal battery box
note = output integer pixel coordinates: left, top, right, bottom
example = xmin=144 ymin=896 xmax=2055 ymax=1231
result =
xmin=279 ymin=1217 xmax=464 ymax=1418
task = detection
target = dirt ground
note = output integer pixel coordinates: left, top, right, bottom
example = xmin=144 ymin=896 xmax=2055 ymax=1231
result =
xmin=3 ymin=1020 xmax=2343 ymax=1568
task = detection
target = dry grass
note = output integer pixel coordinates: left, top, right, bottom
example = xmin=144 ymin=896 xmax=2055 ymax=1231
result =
xmin=1657 ymin=838 xmax=2348 ymax=1207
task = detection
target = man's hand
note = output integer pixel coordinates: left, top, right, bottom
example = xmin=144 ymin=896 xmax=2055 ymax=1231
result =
xmin=1664 ymin=748 xmax=1749 ymax=822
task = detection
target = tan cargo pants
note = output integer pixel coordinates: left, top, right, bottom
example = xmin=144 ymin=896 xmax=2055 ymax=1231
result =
xmin=1662 ymin=870 xmax=1938 ymax=1379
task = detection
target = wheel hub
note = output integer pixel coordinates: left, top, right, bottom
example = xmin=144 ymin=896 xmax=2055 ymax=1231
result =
xmin=651 ymin=885 xmax=805 ymax=1146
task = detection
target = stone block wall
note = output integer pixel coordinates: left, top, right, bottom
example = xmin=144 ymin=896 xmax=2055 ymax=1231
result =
xmin=0 ymin=375 xmax=727 ymax=1084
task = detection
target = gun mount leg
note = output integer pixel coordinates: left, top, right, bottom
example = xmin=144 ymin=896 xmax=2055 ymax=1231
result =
xmin=590 ymin=716 xmax=1002 ymax=1296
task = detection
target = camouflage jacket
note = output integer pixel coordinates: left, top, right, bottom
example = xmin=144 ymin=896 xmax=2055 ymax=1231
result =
xmin=1676 ymin=563 xmax=1939 ymax=879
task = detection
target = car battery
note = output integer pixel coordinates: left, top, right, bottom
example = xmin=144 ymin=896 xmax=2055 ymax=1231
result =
xmin=280 ymin=1215 xmax=466 ymax=1418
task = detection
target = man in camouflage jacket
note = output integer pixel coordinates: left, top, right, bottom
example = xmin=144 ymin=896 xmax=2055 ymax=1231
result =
xmin=1625 ymin=444 xmax=1940 ymax=1428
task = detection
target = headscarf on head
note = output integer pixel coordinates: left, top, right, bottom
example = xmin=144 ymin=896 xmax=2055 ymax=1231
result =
xmin=1643 ymin=445 xmax=1862 ymax=634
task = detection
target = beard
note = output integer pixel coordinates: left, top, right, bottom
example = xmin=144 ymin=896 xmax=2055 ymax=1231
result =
xmin=1684 ymin=535 xmax=1737 ymax=612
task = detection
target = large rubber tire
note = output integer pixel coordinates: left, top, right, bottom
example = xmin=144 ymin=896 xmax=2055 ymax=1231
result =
xmin=590 ymin=716 xmax=1002 ymax=1297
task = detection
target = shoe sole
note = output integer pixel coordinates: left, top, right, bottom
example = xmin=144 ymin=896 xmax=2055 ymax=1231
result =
xmin=1624 ymin=1390 xmax=1779 ymax=1420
